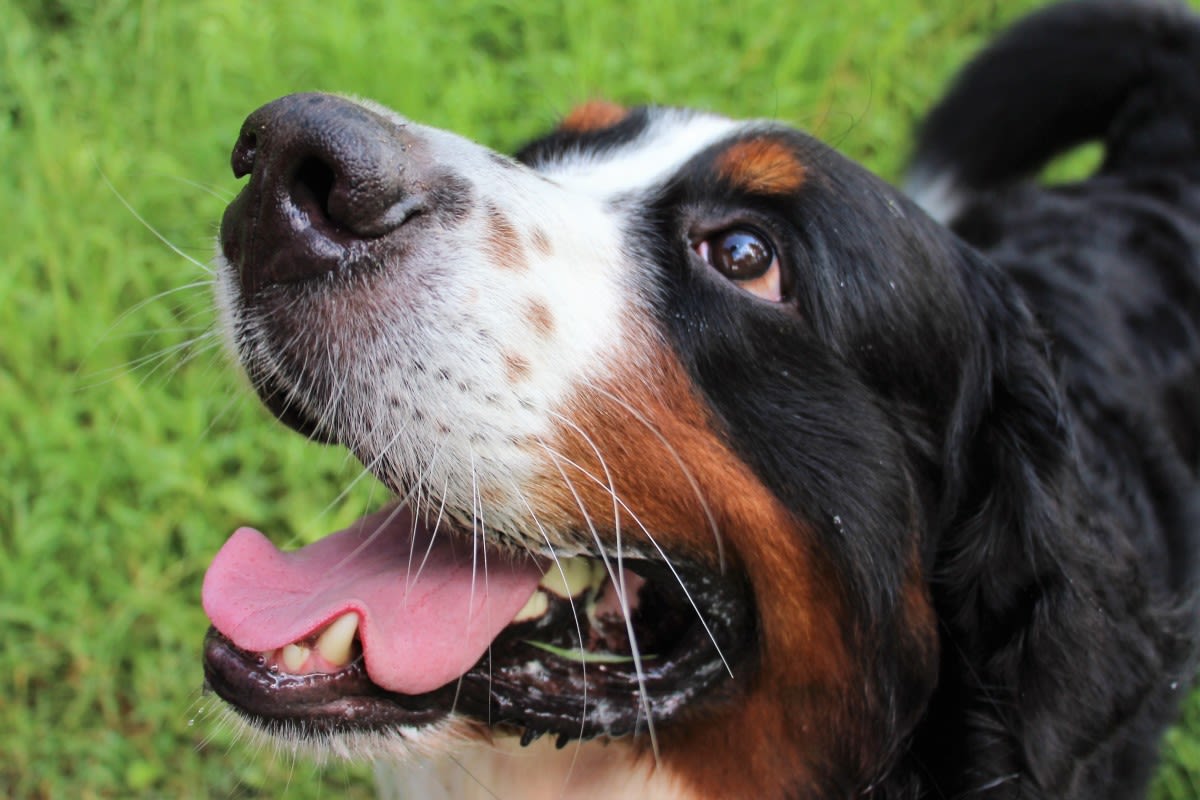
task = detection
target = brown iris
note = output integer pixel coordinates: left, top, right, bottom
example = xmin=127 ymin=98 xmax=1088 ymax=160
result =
xmin=696 ymin=228 xmax=783 ymax=301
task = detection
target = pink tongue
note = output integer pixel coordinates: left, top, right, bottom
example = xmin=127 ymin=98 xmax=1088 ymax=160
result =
xmin=202 ymin=505 xmax=545 ymax=695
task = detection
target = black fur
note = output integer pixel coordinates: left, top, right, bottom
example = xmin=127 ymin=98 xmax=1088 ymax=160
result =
xmin=645 ymin=1 xmax=1200 ymax=794
xmin=903 ymin=4 xmax=1200 ymax=793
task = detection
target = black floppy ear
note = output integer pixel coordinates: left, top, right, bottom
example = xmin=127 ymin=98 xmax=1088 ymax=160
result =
xmin=934 ymin=247 xmax=1073 ymax=627
xmin=917 ymin=244 xmax=1188 ymax=796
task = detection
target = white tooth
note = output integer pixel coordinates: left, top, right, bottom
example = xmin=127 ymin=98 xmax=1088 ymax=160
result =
xmin=538 ymin=557 xmax=596 ymax=598
xmin=281 ymin=643 xmax=310 ymax=672
xmin=589 ymin=559 xmax=611 ymax=591
xmin=316 ymin=612 xmax=359 ymax=667
xmin=512 ymin=590 xmax=549 ymax=623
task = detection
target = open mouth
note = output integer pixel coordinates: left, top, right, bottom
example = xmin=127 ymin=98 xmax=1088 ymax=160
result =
xmin=201 ymin=503 xmax=756 ymax=744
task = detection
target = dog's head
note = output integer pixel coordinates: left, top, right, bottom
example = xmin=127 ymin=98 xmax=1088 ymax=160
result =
xmin=204 ymin=93 xmax=1068 ymax=795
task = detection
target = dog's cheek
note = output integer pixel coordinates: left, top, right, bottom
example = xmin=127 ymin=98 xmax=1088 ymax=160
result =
xmin=532 ymin=338 xmax=940 ymax=792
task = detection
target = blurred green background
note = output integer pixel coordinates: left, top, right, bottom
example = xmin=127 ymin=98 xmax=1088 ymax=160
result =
xmin=2 ymin=0 xmax=1197 ymax=797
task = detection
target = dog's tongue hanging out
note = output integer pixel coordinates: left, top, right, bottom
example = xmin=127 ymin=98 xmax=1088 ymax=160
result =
xmin=201 ymin=505 xmax=545 ymax=694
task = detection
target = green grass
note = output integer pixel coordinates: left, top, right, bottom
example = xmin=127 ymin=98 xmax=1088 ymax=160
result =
xmin=1 ymin=0 xmax=1197 ymax=797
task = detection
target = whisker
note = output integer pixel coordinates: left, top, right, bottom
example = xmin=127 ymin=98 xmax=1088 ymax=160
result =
xmin=409 ymin=478 xmax=450 ymax=592
xmin=195 ymin=382 xmax=251 ymax=441
xmin=533 ymin=399 xmax=726 ymax=671
xmin=238 ymin=345 xmax=313 ymax=445
xmin=120 ymin=331 xmax=229 ymax=400
xmin=99 ymin=276 xmax=215 ymax=346
xmin=540 ymin=443 xmax=734 ymax=680
xmin=317 ymin=418 xmax=414 ymax=521
xmin=589 ymin=384 xmax=725 ymax=571
xmin=129 ymin=276 xmax=215 ymax=317
xmin=469 ymin=451 xmax=481 ymax=621
xmin=99 ymin=324 xmax=215 ymax=342
xmin=393 ymin=438 xmax=450 ymax=586
xmin=77 ymin=328 xmax=223 ymax=390
xmin=444 ymin=752 xmax=504 ymax=800
xmin=156 ymin=172 xmax=237 ymax=203
xmin=101 ymin=170 xmax=216 ymax=275
xmin=465 ymin=452 xmax=499 ymax=729
xmin=536 ymin=438 xmax=661 ymax=763
xmin=324 ymin=440 xmax=444 ymax=574
xmin=511 ymin=487 xmax=591 ymax=793
xmin=284 ymin=742 xmax=299 ymax=794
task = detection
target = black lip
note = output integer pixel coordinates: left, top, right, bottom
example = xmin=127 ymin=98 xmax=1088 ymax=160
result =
xmin=203 ymin=630 xmax=448 ymax=735
xmin=204 ymin=558 xmax=758 ymax=743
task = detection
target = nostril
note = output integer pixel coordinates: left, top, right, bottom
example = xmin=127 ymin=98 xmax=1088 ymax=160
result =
xmin=226 ymin=93 xmax=431 ymax=293
xmin=231 ymin=130 xmax=258 ymax=179
xmin=292 ymin=157 xmax=337 ymax=226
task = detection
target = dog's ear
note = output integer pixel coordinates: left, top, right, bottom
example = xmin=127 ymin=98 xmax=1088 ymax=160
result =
xmin=920 ymin=244 xmax=1185 ymax=796
xmin=935 ymin=246 xmax=1073 ymax=597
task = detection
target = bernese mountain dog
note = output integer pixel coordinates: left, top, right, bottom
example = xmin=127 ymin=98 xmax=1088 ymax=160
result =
xmin=201 ymin=1 xmax=1200 ymax=796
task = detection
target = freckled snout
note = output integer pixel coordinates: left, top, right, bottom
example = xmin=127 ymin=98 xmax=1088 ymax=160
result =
xmin=220 ymin=92 xmax=430 ymax=295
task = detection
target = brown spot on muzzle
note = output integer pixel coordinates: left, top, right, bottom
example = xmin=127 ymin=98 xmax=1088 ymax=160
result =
xmin=560 ymin=100 xmax=630 ymax=133
xmin=503 ymin=352 xmax=532 ymax=383
xmin=524 ymin=299 xmax=556 ymax=339
xmin=485 ymin=204 xmax=527 ymax=272
xmin=714 ymin=138 xmax=807 ymax=195
xmin=530 ymin=227 xmax=552 ymax=257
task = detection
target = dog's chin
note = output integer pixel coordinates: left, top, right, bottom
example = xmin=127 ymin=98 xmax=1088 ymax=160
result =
xmin=201 ymin=505 xmax=757 ymax=755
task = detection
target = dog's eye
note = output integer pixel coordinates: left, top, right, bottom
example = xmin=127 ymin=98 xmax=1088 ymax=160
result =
xmin=696 ymin=228 xmax=783 ymax=302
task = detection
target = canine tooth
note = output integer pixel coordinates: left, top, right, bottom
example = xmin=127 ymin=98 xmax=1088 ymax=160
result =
xmin=281 ymin=643 xmax=310 ymax=672
xmin=539 ymin=557 xmax=596 ymax=598
xmin=589 ymin=560 xmax=611 ymax=591
xmin=512 ymin=590 xmax=549 ymax=623
xmin=316 ymin=612 xmax=359 ymax=667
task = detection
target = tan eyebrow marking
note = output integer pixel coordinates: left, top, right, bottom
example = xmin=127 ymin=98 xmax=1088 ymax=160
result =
xmin=714 ymin=138 xmax=807 ymax=195
xmin=559 ymin=100 xmax=630 ymax=133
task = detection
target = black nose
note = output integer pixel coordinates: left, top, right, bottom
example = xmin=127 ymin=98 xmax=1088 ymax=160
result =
xmin=221 ymin=93 xmax=425 ymax=294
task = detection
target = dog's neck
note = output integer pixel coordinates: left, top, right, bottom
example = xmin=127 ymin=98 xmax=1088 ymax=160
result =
xmin=373 ymin=737 xmax=694 ymax=800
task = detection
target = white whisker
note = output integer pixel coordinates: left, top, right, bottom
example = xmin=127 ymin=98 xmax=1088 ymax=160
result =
xmin=512 ymin=486 xmax=592 ymax=782
xmin=536 ymin=438 xmax=661 ymax=764
xmin=318 ymin=417 xmax=414 ymax=520
xmin=539 ymin=442 xmax=734 ymax=680
xmin=409 ymin=478 xmax=450 ymax=592
xmin=78 ymin=328 xmax=223 ymax=391
xmin=469 ymin=450 xmax=481 ymax=623
xmin=590 ymin=384 xmax=725 ymax=570
xmin=101 ymin=170 xmax=216 ymax=275
xmin=323 ymin=440 xmax=449 ymax=580
xmin=100 ymin=277 xmax=216 ymax=346
xmin=156 ymin=172 xmax=237 ymax=203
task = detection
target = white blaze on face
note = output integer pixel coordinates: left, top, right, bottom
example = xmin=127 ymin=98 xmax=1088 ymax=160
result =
xmin=538 ymin=109 xmax=740 ymax=200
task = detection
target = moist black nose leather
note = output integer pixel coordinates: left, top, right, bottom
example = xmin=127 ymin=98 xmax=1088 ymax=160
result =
xmin=221 ymin=92 xmax=425 ymax=294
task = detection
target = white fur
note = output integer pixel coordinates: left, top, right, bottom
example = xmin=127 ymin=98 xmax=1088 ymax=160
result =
xmin=540 ymin=109 xmax=738 ymax=200
xmin=904 ymin=165 xmax=965 ymax=225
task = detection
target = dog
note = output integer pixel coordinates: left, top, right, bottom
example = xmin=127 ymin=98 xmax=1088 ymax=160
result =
xmin=201 ymin=1 xmax=1200 ymax=796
